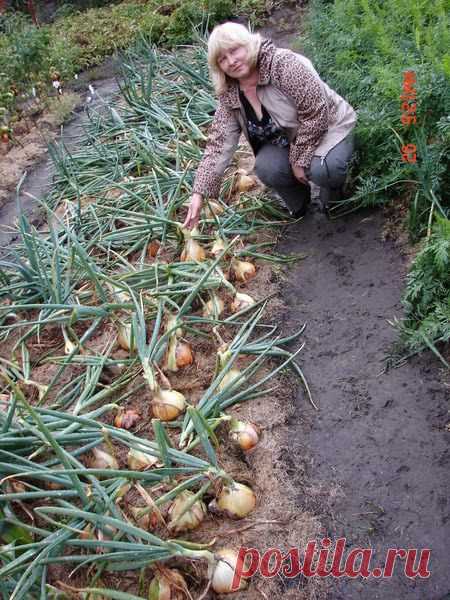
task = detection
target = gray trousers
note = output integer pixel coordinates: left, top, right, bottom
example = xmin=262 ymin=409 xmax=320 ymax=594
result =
xmin=254 ymin=134 xmax=355 ymax=214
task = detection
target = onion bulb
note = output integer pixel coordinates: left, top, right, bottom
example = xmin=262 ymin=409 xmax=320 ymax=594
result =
xmin=212 ymin=548 xmax=248 ymax=594
xmin=210 ymin=236 xmax=226 ymax=257
xmin=79 ymin=524 xmax=95 ymax=540
xmin=174 ymin=341 xmax=193 ymax=368
xmin=147 ymin=239 xmax=160 ymax=258
xmin=129 ymin=505 xmax=154 ymax=530
xmin=229 ymin=419 xmax=260 ymax=451
xmin=230 ymin=259 xmax=256 ymax=283
xmin=204 ymin=200 xmax=225 ymax=218
xmin=127 ymin=448 xmax=159 ymax=471
xmin=152 ymin=388 xmax=186 ymax=421
xmin=237 ymin=173 xmax=257 ymax=193
xmin=114 ymin=408 xmax=139 ymax=429
xmin=213 ymin=481 xmax=256 ymax=519
xmin=148 ymin=569 xmax=188 ymax=600
xmin=203 ymin=293 xmax=224 ymax=318
xmin=165 ymin=336 xmax=193 ymax=372
xmin=180 ymin=228 xmax=206 ymax=262
xmin=217 ymin=368 xmax=242 ymax=392
xmin=117 ymin=321 xmax=136 ymax=352
xmin=168 ymin=490 xmax=206 ymax=532
xmin=230 ymin=292 xmax=255 ymax=313
xmin=91 ymin=447 xmax=118 ymax=471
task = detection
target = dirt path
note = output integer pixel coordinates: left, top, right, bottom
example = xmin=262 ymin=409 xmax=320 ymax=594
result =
xmin=278 ymin=206 xmax=449 ymax=599
xmin=0 ymin=59 xmax=120 ymax=252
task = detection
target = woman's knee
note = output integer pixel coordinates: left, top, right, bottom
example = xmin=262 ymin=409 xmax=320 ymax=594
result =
xmin=254 ymin=145 xmax=294 ymax=187
xmin=307 ymin=135 xmax=354 ymax=188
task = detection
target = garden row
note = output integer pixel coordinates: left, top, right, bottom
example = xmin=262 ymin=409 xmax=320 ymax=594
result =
xmin=0 ymin=38 xmax=307 ymax=599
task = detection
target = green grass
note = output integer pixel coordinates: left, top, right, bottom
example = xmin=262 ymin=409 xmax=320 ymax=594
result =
xmin=302 ymin=0 xmax=450 ymax=363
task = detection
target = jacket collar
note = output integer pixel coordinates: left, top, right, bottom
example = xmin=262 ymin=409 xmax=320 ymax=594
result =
xmin=219 ymin=39 xmax=277 ymax=109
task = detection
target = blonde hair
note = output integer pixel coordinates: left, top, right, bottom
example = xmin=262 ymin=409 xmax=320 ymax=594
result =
xmin=208 ymin=22 xmax=262 ymax=95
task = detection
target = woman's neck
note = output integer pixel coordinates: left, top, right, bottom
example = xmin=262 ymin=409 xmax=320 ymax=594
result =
xmin=238 ymin=68 xmax=259 ymax=91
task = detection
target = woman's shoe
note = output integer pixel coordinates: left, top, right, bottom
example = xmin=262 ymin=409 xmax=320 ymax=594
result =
xmin=318 ymin=186 xmax=343 ymax=215
xmin=290 ymin=195 xmax=310 ymax=218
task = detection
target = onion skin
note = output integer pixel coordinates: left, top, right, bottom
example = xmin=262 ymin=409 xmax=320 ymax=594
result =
xmin=147 ymin=239 xmax=160 ymax=258
xmin=229 ymin=419 xmax=260 ymax=451
xmin=237 ymin=173 xmax=257 ymax=193
xmin=204 ymin=200 xmax=225 ymax=218
xmin=117 ymin=322 xmax=136 ymax=352
xmin=114 ymin=408 xmax=140 ymax=429
xmin=127 ymin=448 xmax=159 ymax=470
xmin=203 ymin=294 xmax=224 ymax=318
xmin=180 ymin=239 xmax=206 ymax=262
xmin=230 ymin=259 xmax=256 ymax=283
xmin=215 ymin=482 xmax=256 ymax=519
xmin=91 ymin=447 xmax=118 ymax=471
xmin=211 ymin=237 xmax=226 ymax=257
xmin=129 ymin=505 xmax=152 ymax=530
xmin=165 ymin=338 xmax=193 ymax=372
xmin=152 ymin=389 xmax=186 ymax=421
xmin=230 ymin=292 xmax=255 ymax=313
xmin=180 ymin=228 xmax=206 ymax=262
xmin=167 ymin=490 xmax=206 ymax=533
xmin=217 ymin=368 xmax=242 ymax=392
xmin=212 ymin=548 xmax=248 ymax=594
xmin=148 ymin=569 xmax=188 ymax=600
xmin=175 ymin=341 xmax=193 ymax=368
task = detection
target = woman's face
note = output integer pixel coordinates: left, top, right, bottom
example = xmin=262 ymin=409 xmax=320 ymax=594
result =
xmin=217 ymin=44 xmax=251 ymax=79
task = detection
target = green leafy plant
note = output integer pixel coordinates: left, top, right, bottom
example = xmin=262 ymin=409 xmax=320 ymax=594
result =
xmin=390 ymin=216 xmax=450 ymax=365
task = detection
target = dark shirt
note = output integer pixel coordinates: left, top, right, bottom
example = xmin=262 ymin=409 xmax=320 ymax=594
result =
xmin=239 ymin=90 xmax=289 ymax=155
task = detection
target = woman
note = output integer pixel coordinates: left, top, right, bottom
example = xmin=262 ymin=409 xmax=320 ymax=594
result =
xmin=183 ymin=22 xmax=357 ymax=228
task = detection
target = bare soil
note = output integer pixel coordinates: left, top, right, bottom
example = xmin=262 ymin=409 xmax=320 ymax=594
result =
xmin=277 ymin=206 xmax=450 ymax=600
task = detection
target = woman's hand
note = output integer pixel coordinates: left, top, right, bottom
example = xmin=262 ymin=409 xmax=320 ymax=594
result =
xmin=292 ymin=164 xmax=309 ymax=185
xmin=183 ymin=193 xmax=203 ymax=229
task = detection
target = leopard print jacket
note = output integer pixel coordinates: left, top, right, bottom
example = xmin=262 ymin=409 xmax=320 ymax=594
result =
xmin=193 ymin=40 xmax=353 ymax=198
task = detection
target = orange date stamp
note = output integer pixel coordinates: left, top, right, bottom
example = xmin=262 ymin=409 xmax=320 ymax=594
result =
xmin=400 ymin=70 xmax=417 ymax=163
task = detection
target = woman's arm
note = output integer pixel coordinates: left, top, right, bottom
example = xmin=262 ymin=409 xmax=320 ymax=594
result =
xmin=184 ymin=99 xmax=241 ymax=229
xmin=192 ymin=99 xmax=241 ymax=199
xmin=272 ymin=52 xmax=330 ymax=171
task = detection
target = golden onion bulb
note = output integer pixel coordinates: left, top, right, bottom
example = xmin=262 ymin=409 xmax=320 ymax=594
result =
xmin=204 ymin=200 xmax=225 ymax=218
xmin=180 ymin=228 xmax=206 ymax=262
xmin=230 ymin=259 xmax=256 ymax=283
xmin=229 ymin=419 xmax=260 ymax=451
xmin=91 ymin=447 xmax=118 ymax=471
xmin=127 ymin=448 xmax=159 ymax=471
xmin=117 ymin=321 xmax=136 ymax=352
xmin=230 ymin=292 xmax=255 ymax=313
xmin=203 ymin=293 xmax=224 ymax=318
xmin=237 ymin=173 xmax=257 ymax=193
xmin=212 ymin=548 xmax=248 ymax=594
xmin=215 ymin=481 xmax=256 ymax=519
xmin=217 ymin=368 xmax=242 ymax=392
xmin=148 ymin=569 xmax=188 ymax=600
xmin=211 ymin=236 xmax=227 ymax=257
xmin=167 ymin=490 xmax=206 ymax=532
xmin=152 ymin=389 xmax=186 ymax=421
